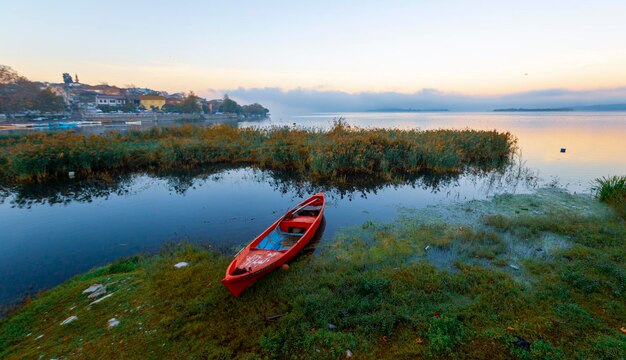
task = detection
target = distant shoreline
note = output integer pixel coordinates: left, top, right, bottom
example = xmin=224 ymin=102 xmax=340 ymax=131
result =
xmin=493 ymin=107 xmax=574 ymax=112
xmin=494 ymin=103 xmax=626 ymax=112
xmin=366 ymin=108 xmax=449 ymax=113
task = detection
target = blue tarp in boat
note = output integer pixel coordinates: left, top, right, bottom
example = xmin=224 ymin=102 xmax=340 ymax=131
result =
xmin=256 ymin=228 xmax=303 ymax=251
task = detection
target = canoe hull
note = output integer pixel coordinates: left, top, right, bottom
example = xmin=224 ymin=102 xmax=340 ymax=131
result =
xmin=221 ymin=259 xmax=283 ymax=297
xmin=222 ymin=193 xmax=325 ymax=297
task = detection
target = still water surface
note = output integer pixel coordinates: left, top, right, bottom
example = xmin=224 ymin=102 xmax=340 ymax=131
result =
xmin=1 ymin=111 xmax=625 ymax=307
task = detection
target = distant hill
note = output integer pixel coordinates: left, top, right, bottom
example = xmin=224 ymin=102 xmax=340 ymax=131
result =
xmin=493 ymin=107 xmax=573 ymax=112
xmin=367 ymin=108 xmax=449 ymax=112
xmin=493 ymin=103 xmax=626 ymax=112
xmin=574 ymin=103 xmax=626 ymax=111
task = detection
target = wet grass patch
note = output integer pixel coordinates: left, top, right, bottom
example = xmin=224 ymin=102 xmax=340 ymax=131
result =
xmin=1 ymin=189 xmax=624 ymax=359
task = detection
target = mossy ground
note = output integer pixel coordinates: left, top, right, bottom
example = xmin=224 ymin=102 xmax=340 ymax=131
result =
xmin=1 ymin=188 xmax=624 ymax=359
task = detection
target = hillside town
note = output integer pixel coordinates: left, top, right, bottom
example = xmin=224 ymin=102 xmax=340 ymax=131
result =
xmin=0 ymin=65 xmax=269 ymax=122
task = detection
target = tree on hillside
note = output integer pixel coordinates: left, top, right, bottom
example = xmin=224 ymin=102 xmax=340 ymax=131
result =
xmin=161 ymin=104 xmax=179 ymax=113
xmin=220 ymin=97 xmax=242 ymax=114
xmin=36 ymin=88 xmax=66 ymax=112
xmin=120 ymin=102 xmax=138 ymax=113
xmin=180 ymin=91 xmax=201 ymax=113
xmin=62 ymin=73 xmax=73 ymax=85
xmin=0 ymin=65 xmax=39 ymax=116
xmin=0 ymin=65 xmax=66 ymax=116
xmin=1 ymin=65 xmax=25 ymax=84
xmin=163 ymin=92 xmax=202 ymax=113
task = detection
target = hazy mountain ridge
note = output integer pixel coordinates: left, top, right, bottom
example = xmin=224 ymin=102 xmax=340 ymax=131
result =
xmin=493 ymin=104 xmax=626 ymax=112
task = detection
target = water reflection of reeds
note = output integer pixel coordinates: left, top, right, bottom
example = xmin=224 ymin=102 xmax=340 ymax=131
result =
xmin=1 ymin=155 xmax=538 ymax=208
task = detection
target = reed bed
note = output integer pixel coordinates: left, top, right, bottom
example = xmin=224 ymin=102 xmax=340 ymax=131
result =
xmin=0 ymin=121 xmax=515 ymax=184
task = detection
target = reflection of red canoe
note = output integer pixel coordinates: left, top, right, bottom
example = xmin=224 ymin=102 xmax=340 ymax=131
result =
xmin=222 ymin=193 xmax=325 ymax=297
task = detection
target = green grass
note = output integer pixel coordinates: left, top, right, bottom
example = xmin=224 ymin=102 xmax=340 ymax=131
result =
xmin=0 ymin=121 xmax=515 ymax=185
xmin=1 ymin=189 xmax=624 ymax=359
xmin=593 ymin=175 xmax=626 ymax=219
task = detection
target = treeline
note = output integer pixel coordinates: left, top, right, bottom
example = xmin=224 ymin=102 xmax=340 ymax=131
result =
xmin=0 ymin=121 xmax=514 ymax=184
xmin=161 ymin=95 xmax=268 ymax=116
xmin=104 ymin=93 xmax=270 ymax=116
xmin=0 ymin=65 xmax=65 ymax=116
xmin=161 ymin=92 xmax=202 ymax=113
xmin=221 ymin=97 xmax=269 ymax=116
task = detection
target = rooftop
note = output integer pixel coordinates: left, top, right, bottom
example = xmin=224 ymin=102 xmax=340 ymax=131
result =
xmin=140 ymin=95 xmax=166 ymax=100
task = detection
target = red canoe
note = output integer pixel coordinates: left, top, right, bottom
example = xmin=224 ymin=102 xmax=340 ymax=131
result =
xmin=222 ymin=192 xmax=325 ymax=297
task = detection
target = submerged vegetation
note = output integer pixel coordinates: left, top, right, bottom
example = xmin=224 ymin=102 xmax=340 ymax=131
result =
xmin=1 ymin=189 xmax=623 ymax=359
xmin=0 ymin=121 xmax=514 ymax=185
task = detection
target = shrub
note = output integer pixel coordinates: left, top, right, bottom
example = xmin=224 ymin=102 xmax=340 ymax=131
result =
xmin=427 ymin=316 xmax=467 ymax=357
xmin=593 ymin=175 xmax=626 ymax=203
xmin=593 ymin=175 xmax=626 ymax=218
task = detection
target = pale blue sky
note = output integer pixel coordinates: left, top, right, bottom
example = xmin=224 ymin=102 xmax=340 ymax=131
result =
xmin=2 ymin=0 xmax=626 ymax=105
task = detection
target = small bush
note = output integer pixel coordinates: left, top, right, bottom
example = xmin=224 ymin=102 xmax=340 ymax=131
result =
xmin=530 ymin=340 xmax=564 ymax=360
xmin=589 ymin=335 xmax=626 ymax=360
xmin=427 ymin=316 xmax=467 ymax=357
xmin=593 ymin=175 xmax=626 ymax=218
xmin=552 ymin=304 xmax=599 ymax=331
xmin=593 ymin=175 xmax=626 ymax=203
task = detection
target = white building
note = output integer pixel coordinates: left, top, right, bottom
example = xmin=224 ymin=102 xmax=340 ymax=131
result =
xmin=95 ymin=94 xmax=127 ymax=107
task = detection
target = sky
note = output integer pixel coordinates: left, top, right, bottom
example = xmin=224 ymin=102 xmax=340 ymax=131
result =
xmin=2 ymin=0 xmax=626 ymax=111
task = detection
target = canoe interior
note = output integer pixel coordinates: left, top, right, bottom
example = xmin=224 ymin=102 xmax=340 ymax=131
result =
xmin=230 ymin=199 xmax=324 ymax=275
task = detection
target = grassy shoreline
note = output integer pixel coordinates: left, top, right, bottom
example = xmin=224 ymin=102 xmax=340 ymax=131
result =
xmin=0 ymin=121 xmax=514 ymax=185
xmin=1 ymin=188 xmax=624 ymax=359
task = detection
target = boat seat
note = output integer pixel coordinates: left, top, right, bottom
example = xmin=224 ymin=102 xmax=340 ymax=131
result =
xmin=280 ymin=216 xmax=314 ymax=232
xmin=296 ymin=205 xmax=322 ymax=217
xmin=256 ymin=228 xmax=302 ymax=251
xmin=299 ymin=205 xmax=322 ymax=212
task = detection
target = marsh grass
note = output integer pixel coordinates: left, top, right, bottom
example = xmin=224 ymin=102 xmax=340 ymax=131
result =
xmin=593 ymin=175 xmax=626 ymax=218
xmin=1 ymin=190 xmax=624 ymax=359
xmin=0 ymin=121 xmax=515 ymax=185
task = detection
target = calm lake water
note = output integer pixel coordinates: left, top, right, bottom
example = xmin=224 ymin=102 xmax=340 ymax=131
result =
xmin=1 ymin=111 xmax=625 ymax=308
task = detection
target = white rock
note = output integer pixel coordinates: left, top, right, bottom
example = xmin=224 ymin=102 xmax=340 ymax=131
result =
xmin=60 ymin=316 xmax=78 ymax=325
xmin=174 ymin=262 xmax=189 ymax=269
xmin=108 ymin=318 xmax=120 ymax=328
xmin=87 ymin=286 xmax=107 ymax=299
xmin=89 ymin=293 xmax=114 ymax=305
xmin=346 ymin=349 xmax=353 ymax=358
xmin=82 ymin=284 xmax=103 ymax=294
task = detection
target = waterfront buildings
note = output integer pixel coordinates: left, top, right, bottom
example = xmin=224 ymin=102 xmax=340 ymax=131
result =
xmin=140 ymin=95 xmax=166 ymax=110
